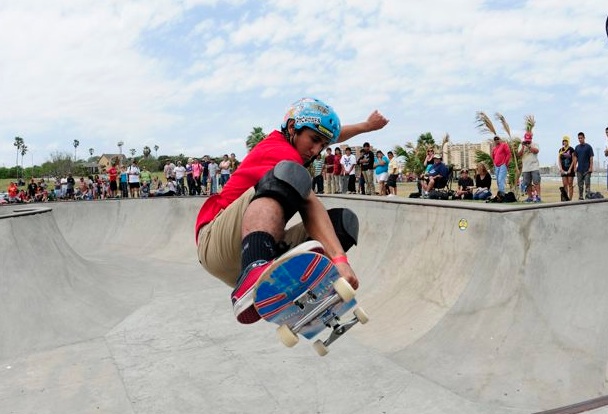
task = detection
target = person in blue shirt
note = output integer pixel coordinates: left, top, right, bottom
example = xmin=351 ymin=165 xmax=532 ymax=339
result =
xmin=374 ymin=150 xmax=389 ymax=196
xmin=421 ymin=153 xmax=449 ymax=196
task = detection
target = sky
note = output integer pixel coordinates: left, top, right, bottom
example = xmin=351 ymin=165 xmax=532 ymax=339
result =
xmin=1 ymin=0 xmax=607 ymax=168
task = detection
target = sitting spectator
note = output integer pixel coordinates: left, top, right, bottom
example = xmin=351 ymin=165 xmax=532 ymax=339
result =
xmin=141 ymin=182 xmax=150 ymax=198
xmin=34 ymin=186 xmax=48 ymax=202
xmin=7 ymin=182 xmax=19 ymax=203
xmin=472 ymin=162 xmax=492 ymax=200
xmin=155 ymin=177 xmax=177 ymax=197
xmin=18 ymin=189 xmax=32 ymax=203
xmin=421 ymin=153 xmax=449 ymax=195
xmin=454 ymin=169 xmax=474 ymax=200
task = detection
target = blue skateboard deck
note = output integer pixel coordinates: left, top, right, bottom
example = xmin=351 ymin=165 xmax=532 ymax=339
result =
xmin=253 ymin=252 xmax=359 ymax=345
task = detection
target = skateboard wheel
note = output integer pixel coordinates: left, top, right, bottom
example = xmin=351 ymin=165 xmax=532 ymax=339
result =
xmin=277 ymin=324 xmax=299 ymax=348
xmin=333 ymin=277 xmax=355 ymax=302
xmin=353 ymin=307 xmax=369 ymax=324
xmin=313 ymin=340 xmax=329 ymax=357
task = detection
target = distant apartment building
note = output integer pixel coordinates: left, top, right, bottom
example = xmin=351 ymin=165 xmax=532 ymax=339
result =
xmin=445 ymin=141 xmax=493 ymax=171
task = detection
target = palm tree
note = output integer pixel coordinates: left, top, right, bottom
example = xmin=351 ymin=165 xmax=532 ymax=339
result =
xmin=20 ymin=144 xmax=28 ymax=174
xmin=73 ymin=139 xmax=80 ymax=161
xmin=143 ymin=146 xmax=151 ymax=158
xmin=89 ymin=148 xmax=94 ymax=157
xmin=14 ymin=136 xmax=24 ymax=169
xmin=154 ymin=145 xmax=159 ymax=157
xmin=130 ymin=148 xmax=136 ymax=157
xmin=246 ymin=127 xmax=267 ymax=152
xmin=117 ymin=141 xmax=124 ymax=155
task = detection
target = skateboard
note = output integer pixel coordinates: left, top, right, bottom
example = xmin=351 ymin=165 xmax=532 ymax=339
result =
xmin=253 ymin=252 xmax=368 ymax=356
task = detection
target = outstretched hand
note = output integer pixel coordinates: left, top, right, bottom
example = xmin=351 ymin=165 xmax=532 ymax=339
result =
xmin=365 ymin=110 xmax=389 ymax=132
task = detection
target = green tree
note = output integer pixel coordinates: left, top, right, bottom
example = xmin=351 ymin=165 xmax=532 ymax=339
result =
xmin=154 ymin=145 xmax=159 ymax=157
xmin=13 ymin=137 xmax=24 ymax=169
xmin=393 ymin=132 xmax=435 ymax=175
xmin=246 ymin=127 xmax=267 ymax=152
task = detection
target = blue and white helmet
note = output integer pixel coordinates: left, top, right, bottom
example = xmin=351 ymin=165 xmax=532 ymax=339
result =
xmin=281 ymin=97 xmax=341 ymax=144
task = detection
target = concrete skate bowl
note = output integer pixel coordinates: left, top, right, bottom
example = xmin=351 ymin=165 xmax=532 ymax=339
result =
xmin=1 ymin=197 xmax=608 ymax=414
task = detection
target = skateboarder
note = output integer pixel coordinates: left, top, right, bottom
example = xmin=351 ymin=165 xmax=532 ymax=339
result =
xmin=195 ymin=97 xmax=388 ymax=324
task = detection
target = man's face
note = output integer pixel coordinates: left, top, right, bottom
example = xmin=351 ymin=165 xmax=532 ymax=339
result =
xmin=294 ymin=128 xmax=329 ymax=162
xmin=363 ymin=145 xmax=370 ymax=153
xmin=578 ymin=134 xmax=585 ymax=144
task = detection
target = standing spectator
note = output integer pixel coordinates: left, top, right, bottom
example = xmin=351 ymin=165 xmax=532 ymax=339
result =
xmin=163 ymin=161 xmax=174 ymax=181
xmin=332 ymin=147 xmax=343 ymax=194
xmin=341 ymin=147 xmax=357 ymax=194
xmin=66 ymin=173 xmax=76 ymax=200
xmin=472 ymin=162 xmax=492 ymax=200
xmin=174 ymin=161 xmax=186 ymax=195
xmin=192 ymin=158 xmax=202 ymax=195
xmin=119 ymin=166 xmax=129 ymax=198
xmin=573 ymin=131 xmax=594 ymax=200
xmin=208 ymin=157 xmax=219 ymax=195
xmin=517 ymin=132 xmax=541 ymax=202
xmin=311 ymin=155 xmax=324 ymax=194
xmin=60 ymin=176 xmax=68 ymax=199
xmin=323 ymin=147 xmax=334 ymax=194
xmin=140 ymin=166 xmax=152 ymax=189
xmin=27 ymin=178 xmax=38 ymax=200
xmin=186 ymin=158 xmax=195 ymax=195
xmin=201 ymin=155 xmax=210 ymax=195
xmin=386 ymin=151 xmax=398 ymax=197
xmin=357 ymin=142 xmax=375 ymax=195
xmin=107 ymin=163 xmax=118 ymax=198
xmin=454 ymin=169 xmax=474 ymax=200
xmin=229 ymin=153 xmax=239 ymax=174
xmin=557 ymin=135 xmax=575 ymax=201
xmin=374 ymin=150 xmax=389 ymax=196
xmin=127 ymin=160 xmax=141 ymax=198
xmin=492 ymin=136 xmax=511 ymax=195
xmin=219 ymin=154 xmax=231 ymax=188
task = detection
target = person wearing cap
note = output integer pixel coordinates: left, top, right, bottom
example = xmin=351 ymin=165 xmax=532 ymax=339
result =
xmin=557 ymin=136 xmax=575 ymax=201
xmin=421 ymin=153 xmax=449 ymax=195
xmin=195 ymin=98 xmax=388 ymax=324
xmin=454 ymin=168 xmax=474 ymax=200
xmin=517 ymin=131 xmax=541 ymax=202
xmin=491 ymin=136 xmax=511 ymax=195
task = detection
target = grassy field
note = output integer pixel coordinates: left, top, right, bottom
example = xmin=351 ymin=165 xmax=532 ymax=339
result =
xmin=1 ymin=175 xmax=605 ymax=204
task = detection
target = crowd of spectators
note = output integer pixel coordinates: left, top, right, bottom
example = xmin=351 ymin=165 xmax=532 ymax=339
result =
xmin=1 ymin=154 xmax=241 ymax=205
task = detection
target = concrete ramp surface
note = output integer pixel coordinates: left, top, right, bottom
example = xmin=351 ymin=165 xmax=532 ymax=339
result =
xmin=1 ymin=197 xmax=607 ymax=414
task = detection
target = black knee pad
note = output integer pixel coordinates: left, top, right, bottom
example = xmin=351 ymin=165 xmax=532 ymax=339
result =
xmin=252 ymin=161 xmax=312 ymax=221
xmin=327 ymin=208 xmax=359 ymax=252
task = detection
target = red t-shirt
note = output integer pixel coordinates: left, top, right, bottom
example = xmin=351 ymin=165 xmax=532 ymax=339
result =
xmin=492 ymin=142 xmax=511 ymax=167
xmin=195 ymin=130 xmax=303 ymax=241
xmin=108 ymin=167 xmax=118 ymax=181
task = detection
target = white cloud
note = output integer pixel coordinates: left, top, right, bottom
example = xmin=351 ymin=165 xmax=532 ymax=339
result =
xmin=0 ymin=0 xmax=607 ymax=170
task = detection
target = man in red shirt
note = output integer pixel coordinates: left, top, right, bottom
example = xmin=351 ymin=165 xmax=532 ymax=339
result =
xmin=107 ymin=163 xmax=118 ymax=198
xmin=491 ymin=136 xmax=511 ymax=194
xmin=196 ymin=98 xmax=388 ymax=324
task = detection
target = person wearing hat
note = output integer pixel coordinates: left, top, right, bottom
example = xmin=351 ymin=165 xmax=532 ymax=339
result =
xmin=517 ymin=131 xmax=541 ymax=202
xmin=454 ymin=168 xmax=474 ymax=200
xmin=557 ymin=135 xmax=575 ymax=201
xmin=421 ymin=153 xmax=449 ymax=196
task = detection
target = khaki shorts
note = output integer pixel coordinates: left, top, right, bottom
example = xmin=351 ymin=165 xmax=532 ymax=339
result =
xmin=197 ymin=187 xmax=308 ymax=287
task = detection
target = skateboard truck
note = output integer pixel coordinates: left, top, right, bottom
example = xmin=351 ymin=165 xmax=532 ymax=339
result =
xmin=278 ymin=278 xmax=369 ymax=356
